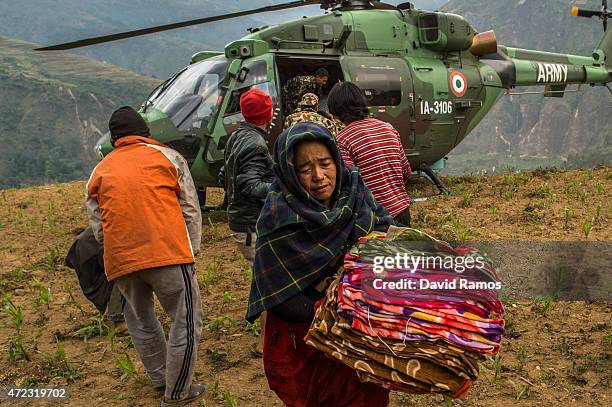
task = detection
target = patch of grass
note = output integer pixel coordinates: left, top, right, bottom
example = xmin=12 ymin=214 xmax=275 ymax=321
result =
xmin=222 ymin=390 xmax=238 ymax=407
xmin=533 ymin=297 xmax=554 ymax=317
xmin=557 ymin=336 xmax=572 ymax=357
xmin=539 ymin=371 xmax=556 ymax=381
xmin=594 ymin=179 xmax=605 ymax=194
xmin=527 ymin=183 xmax=553 ymax=199
xmin=395 ymin=393 xmax=424 ymax=403
xmin=206 ymin=348 xmax=228 ymax=364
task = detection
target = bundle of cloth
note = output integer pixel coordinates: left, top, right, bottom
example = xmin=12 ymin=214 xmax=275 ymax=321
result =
xmin=305 ymin=227 xmax=504 ymax=399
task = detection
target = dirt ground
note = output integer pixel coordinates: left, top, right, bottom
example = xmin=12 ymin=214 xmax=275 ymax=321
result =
xmin=0 ymin=166 xmax=610 ymax=406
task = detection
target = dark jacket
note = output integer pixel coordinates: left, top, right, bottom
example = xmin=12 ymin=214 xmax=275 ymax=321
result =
xmin=222 ymin=122 xmax=274 ymax=232
xmin=65 ymin=226 xmax=113 ymax=314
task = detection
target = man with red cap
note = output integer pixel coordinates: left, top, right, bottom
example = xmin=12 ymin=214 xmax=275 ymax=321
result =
xmin=222 ymin=87 xmax=274 ymax=356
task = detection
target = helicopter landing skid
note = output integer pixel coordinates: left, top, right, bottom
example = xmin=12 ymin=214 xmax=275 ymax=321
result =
xmin=409 ymin=167 xmax=453 ymax=202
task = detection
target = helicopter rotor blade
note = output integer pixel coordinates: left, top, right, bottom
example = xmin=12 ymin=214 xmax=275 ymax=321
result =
xmin=35 ymin=0 xmax=319 ymax=51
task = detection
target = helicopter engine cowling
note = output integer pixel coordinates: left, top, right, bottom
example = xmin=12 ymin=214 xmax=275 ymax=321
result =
xmin=418 ymin=12 xmax=475 ymax=52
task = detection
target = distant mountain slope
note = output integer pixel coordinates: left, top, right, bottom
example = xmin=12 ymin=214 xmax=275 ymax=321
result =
xmin=441 ymin=0 xmax=611 ymax=173
xmin=0 ymin=36 xmax=160 ymax=188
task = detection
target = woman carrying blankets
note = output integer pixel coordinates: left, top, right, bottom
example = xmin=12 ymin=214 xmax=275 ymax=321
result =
xmin=246 ymin=122 xmax=394 ymax=406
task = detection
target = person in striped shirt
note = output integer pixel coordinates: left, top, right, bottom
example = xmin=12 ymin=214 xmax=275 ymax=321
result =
xmin=328 ymin=82 xmax=412 ymax=226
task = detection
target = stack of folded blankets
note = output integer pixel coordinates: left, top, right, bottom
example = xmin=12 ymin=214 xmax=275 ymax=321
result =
xmin=305 ymin=227 xmax=504 ymax=399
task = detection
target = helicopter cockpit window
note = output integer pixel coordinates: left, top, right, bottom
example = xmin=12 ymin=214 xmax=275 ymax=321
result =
xmin=222 ymin=60 xmax=277 ymax=137
xmin=148 ymin=59 xmax=229 ymax=131
xmin=354 ymin=67 xmax=402 ymax=106
xmin=224 ymin=60 xmax=270 ymax=117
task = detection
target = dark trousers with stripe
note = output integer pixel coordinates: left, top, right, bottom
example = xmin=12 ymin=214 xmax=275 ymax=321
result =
xmin=115 ymin=264 xmax=202 ymax=400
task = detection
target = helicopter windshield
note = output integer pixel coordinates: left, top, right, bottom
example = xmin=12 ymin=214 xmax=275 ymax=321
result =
xmin=148 ymin=58 xmax=229 ymax=131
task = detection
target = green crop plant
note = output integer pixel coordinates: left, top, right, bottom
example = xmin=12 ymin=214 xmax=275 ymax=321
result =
xmin=595 ymin=204 xmax=602 ymax=223
xmin=564 ymin=180 xmax=579 ymax=197
xmin=43 ymin=246 xmax=63 ymax=272
xmin=47 ymin=340 xmax=80 ymax=383
xmin=202 ymin=256 xmax=223 ymax=288
xmin=515 ymin=385 xmax=531 ymax=401
xmin=489 ymin=203 xmax=497 ymax=215
xmin=563 ymin=206 xmax=574 ymax=228
xmin=244 ymin=321 xmax=261 ymax=337
xmin=533 ymin=297 xmax=554 ymax=317
xmin=115 ymin=353 xmax=146 ymax=384
xmin=488 ymin=354 xmax=502 ymax=381
xmin=207 ymin=316 xmax=235 ymax=332
xmin=516 ymin=346 xmax=528 ymax=371
xmin=594 ymin=179 xmax=605 ymax=194
xmin=30 ymin=279 xmax=51 ymax=309
xmin=206 ymin=348 xmax=228 ymax=363
xmin=74 ymin=314 xmax=107 ymax=346
xmin=222 ymin=291 xmax=235 ymax=304
xmin=582 ymin=218 xmax=593 ymax=239
xmin=62 ymin=283 xmax=86 ymax=315
xmin=578 ymin=189 xmax=588 ymax=205
xmin=459 ymin=192 xmax=472 ymax=208
xmin=2 ymin=295 xmax=29 ymax=362
xmin=207 ymin=216 xmax=221 ymax=240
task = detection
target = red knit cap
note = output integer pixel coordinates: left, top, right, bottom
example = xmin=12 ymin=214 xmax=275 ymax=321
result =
xmin=240 ymin=88 xmax=273 ymax=126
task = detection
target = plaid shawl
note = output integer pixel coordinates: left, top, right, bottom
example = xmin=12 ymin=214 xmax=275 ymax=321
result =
xmin=246 ymin=122 xmax=393 ymax=322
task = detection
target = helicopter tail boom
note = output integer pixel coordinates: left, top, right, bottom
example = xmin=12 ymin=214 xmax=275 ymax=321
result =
xmin=485 ymin=39 xmax=611 ymax=90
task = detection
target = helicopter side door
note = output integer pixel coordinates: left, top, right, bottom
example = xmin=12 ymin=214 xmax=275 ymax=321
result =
xmin=339 ymin=56 xmax=417 ymax=158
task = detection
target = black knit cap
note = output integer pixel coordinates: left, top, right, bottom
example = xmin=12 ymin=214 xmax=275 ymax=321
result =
xmin=108 ymin=106 xmax=150 ymax=144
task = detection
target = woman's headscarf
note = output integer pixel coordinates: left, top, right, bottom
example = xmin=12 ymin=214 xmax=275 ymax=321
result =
xmin=246 ymin=122 xmax=393 ymax=322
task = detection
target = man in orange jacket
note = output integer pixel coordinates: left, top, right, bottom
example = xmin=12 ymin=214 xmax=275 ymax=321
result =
xmin=86 ymin=106 xmax=204 ymax=406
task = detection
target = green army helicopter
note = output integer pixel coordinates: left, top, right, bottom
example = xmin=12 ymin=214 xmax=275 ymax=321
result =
xmin=36 ymin=0 xmax=612 ymax=197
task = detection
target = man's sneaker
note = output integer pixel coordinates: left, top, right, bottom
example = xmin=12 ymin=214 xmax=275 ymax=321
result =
xmin=160 ymin=383 xmax=206 ymax=406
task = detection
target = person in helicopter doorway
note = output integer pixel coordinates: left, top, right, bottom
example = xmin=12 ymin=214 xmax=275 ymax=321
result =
xmin=281 ymin=67 xmax=329 ymax=116
xmin=220 ymin=87 xmax=275 ymax=357
xmin=283 ymin=92 xmax=344 ymax=137
xmin=86 ymin=106 xmax=205 ymax=406
xmin=328 ymin=82 xmax=413 ymax=227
